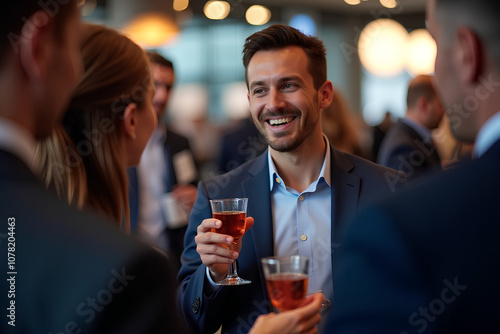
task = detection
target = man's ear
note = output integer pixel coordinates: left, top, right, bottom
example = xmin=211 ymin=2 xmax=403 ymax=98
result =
xmin=122 ymin=103 xmax=138 ymax=140
xmin=319 ymin=80 xmax=334 ymax=109
xmin=18 ymin=11 xmax=54 ymax=80
xmin=417 ymin=96 xmax=429 ymax=111
xmin=455 ymin=26 xmax=482 ymax=84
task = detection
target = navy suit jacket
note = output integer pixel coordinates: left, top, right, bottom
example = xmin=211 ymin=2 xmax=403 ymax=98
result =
xmin=177 ymin=146 xmax=405 ymax=333
xmin=327 ymin=140 xmax=500 ymax=333
xmin=217 ymin=117 xmax=267 ymax=174
xmin=0 ymin=150 xmax=186 ymax=333
xmin=377 ymin=119 xmax=441 ymax=182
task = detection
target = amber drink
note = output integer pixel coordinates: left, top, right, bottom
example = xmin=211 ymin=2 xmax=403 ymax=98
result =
xmin=209 ymin=198 xmax=250 ymax=285
xmin=261 ymin=255 xmax=310 ymax=311
xmin=212 ymin=211 xmax=246 ymax=240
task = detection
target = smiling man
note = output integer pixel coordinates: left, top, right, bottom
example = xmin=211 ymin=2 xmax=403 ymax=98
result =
xmin=177 ymin=24 xmax=404 ymax=333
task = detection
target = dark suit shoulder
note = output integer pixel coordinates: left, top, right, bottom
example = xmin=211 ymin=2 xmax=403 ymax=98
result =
xmin=0 ymin=151 xmax=184 ymax=333
xmin=166 ymin=128 xmax=189 ymax=150
xmin=333 ymin=147 xmax=406 ymax=194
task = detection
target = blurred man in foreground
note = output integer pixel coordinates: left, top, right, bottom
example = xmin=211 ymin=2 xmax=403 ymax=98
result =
xmin=327 ymin=0 xmax=500 ymax=332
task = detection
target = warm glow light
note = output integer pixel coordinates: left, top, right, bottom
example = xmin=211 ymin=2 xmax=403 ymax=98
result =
xmin=223 ymin=82 xmax=250 ymax=119
xmin=123 ymin=13 xmax=179 ymax=47
xmin=173 ymin=0 xmax=189 ymax=11
xmin=245 ymin=5 xmax=271 ymax=25
xmin=204 ymin=1 xmax=230 ymax=20
xmin=358 ymin=19 xmax=408 ymax=77
xmin=344 ymin=0 xmax=361 ymax=5
xmin=405 ymin=29 xmax=437 ymax=76
xmin=380 ymin=0 xmax=398 ymax=9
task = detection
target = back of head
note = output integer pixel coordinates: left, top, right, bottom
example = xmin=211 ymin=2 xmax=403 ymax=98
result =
xmin=406 ymin=75 xmax=436 ymax=110
xmin=435 ymin=0 xmax=500 ymax=68
xmin=242 ymin=24 xmax=327 ymax=89
xmin=1 ymin=1 xmax=76 ymax=65
xmin=37 ymin=23 xmax=152 ymax=232
xmin=146 ymin=50 xmax=174 ymax=70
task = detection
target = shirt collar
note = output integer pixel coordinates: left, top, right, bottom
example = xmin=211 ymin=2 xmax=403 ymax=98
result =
xmin=474 ymin=110 xmax=500 ymax=158
xmin=400 ymin=117 xmax=433 ymax=141
xmin=0 ymin=117 xmax=38 ymax=174
xmin=268 ymin=135 xmax=331 ymax=191
xmin=151 ymin=123 xmax=167 ymax=143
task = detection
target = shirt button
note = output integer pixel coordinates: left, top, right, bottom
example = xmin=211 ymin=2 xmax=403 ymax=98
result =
xmin=300 ymin=234 xmax=307 ymax=241
xmin=276 ymin=178 xmax=281 ymax=184
xmin=299 ymin=195 xmax=305 ymax=201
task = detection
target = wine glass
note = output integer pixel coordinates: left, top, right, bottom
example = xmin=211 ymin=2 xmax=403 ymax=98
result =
xmin=307 ymin=290 xmax=331 ymax=308
xmin=210 ymin=198 xmax=251 ymax=285
xmin=261 ymin=255 xmax=310 ymax=311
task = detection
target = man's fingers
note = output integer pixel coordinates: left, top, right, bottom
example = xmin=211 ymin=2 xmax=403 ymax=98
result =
xmin=197 ymin=218 xmax=222 ymax=233
xmin=195 ymin=230 xmax=233 ymax=246
xmin=196 ymin=243 xmax=238 ymax=258
xmin=245 ymin=216 xmax=254 ymax=232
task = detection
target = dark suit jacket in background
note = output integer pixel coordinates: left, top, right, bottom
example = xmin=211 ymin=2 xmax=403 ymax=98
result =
xmin=377 ymin=119 xmax=441 ymax=182
xmin=217 ymin=117 xmax=267 ymax=174
xmin=177 ymin=146 xmax=405 ymax=334
xmin=327 ymin=140 xmax=500 ymax=333
xmin=0 ymin=150 xmax=186 ymax=333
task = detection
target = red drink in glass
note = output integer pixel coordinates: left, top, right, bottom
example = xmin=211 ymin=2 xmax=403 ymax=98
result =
xmin=266 ymin=273 xmax=309 ymax=311
xmin=212 ymin=211 xmax=246 ymax=240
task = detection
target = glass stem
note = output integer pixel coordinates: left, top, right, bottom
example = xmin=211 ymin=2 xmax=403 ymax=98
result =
xmin=227 ymin=243 xmax=238 ymax=279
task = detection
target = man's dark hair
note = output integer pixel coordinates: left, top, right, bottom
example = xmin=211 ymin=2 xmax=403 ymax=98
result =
xmin=1 ymin=1 xmax=76 ymax=64
xmin=242 ymin=24 xmax=327 ymax=90
xmin=406 ymin=75 xmax=437 ymax=109
xmin=146 ymin=50 xmax=174 ymax=71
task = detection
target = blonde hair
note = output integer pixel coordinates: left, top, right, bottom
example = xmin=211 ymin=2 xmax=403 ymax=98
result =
xmin=36 ymin=23 xmax=152 ymax=233
xmin=322 ymin=88 xmax=363 ymax=156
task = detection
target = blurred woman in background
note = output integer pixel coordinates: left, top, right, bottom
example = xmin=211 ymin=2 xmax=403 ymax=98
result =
xmin=322 ymin=88 xmax=370 ymax=159
xmin=36 ymin=23 xmax=157 ymax=233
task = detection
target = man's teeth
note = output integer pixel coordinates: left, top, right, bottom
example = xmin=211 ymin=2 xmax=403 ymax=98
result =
xmin=269 ymin=117 xmax=293 ymax=126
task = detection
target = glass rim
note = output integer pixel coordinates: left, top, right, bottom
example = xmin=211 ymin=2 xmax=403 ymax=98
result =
xmin=261 ymin=255 xmax=310 ymax=264
xmin=209 ymin=198 xmax=248 ymax=203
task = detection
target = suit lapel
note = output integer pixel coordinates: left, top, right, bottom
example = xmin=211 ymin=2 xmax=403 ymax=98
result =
xmin=242 ymin=153 xmax=274 ymax=261
xmin=330 ymin=147 xmax=360 ymax=244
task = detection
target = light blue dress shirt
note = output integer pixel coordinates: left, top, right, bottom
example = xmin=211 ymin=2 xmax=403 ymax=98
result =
xmin=474 ymin=111 xmax=500 ymax=158
xmin=268 ymin=137 xmax=333 ymax=305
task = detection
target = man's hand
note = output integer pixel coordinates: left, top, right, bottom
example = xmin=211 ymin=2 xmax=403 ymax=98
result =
xmin=195 ymin=216 xmax=254 ymax=282
xmin=172 ymin=184 xmax=197 ymax=213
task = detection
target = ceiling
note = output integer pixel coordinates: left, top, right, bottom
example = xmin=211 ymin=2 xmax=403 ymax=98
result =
xmin=238 ymin=0 xmax=426 ymax=15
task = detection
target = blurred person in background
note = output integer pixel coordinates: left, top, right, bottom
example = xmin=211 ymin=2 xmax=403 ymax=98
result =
xmin=377 ymin=74 xmax=444 ymax=182
xmin=322 ymin=88 xmax=369 ymax=159
xmin=128 ymin=51 xmax=199 ymax=270
xmin=433 ymin=113 xmax=474 ymax=168
xmin=370 ymin=111 xmax=394 ymax=162
xmin=0 ymin=4 xmax=182 ymax=333
xmin=217 ymin=115 xmax=267 ymax=174
xmin=326 ymin=0 xmax=500 ymax=332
